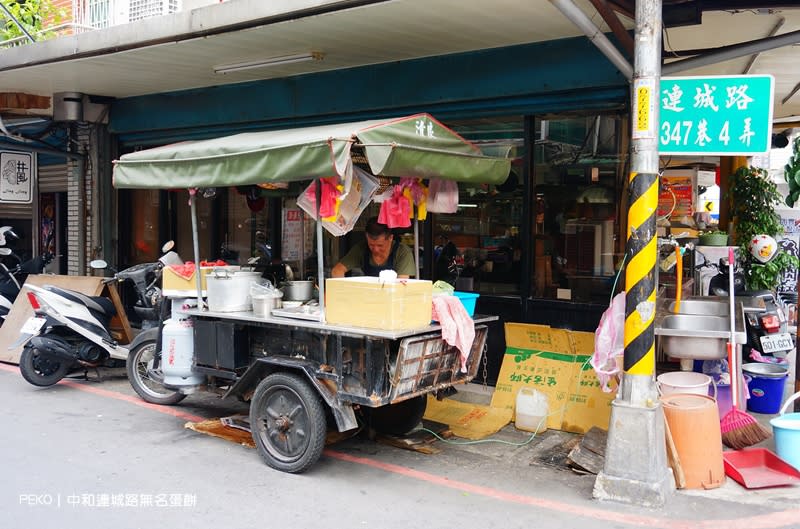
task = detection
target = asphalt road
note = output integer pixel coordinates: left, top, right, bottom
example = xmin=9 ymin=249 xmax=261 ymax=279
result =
xmin=2 ymin=363 xmax=799 ymax=529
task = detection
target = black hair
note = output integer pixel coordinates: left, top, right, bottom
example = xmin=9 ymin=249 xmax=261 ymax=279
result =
xmin=365 ymin=216 xmax=392 ymax=238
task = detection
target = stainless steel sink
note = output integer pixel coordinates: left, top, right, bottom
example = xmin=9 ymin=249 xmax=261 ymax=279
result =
xmin=667 ymin=299 xmax=729 ymax=317
xmin=655 ymin=301 xmax=746 ymax=360
xmin=660 ymin=314 xmax=731 ymax=331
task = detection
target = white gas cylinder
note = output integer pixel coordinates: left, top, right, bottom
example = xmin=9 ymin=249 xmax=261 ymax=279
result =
xmin=515 ymin=387 xmax=548 ymax=434
xmin=161 ymin=317 xmax=204 ymax=387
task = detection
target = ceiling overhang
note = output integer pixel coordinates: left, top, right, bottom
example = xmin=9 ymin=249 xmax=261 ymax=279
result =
xmin=0 ymin=0 xmax=797 ymax=119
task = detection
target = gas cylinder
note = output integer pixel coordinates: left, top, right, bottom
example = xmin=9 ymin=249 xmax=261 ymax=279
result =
xmin=161 ymin=317 xmax=204 ymax=387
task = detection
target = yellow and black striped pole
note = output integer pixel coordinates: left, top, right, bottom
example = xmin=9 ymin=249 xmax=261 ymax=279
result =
xmin=624 ymin=171 xmax=658 ymax=377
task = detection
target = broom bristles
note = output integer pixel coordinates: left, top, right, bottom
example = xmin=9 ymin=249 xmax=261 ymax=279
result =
xmin=720 ymin=409 xmax=771 ymax=450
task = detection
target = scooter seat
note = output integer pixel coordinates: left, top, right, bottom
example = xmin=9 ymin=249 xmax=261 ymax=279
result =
xmin=44 ymin=286 xmax=117 ymax=318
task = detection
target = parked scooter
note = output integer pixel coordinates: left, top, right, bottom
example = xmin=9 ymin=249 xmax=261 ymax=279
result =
xmin=13 ymin=243 xmax=183 ymax=389
xmin=707 ymin=258 xmax=793 ymax=359
xmin=0 ymin=232 xmax=54 ymax=326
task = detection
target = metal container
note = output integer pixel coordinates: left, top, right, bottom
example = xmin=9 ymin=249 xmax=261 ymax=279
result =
xmin=742 ymin=362 xmax=789 ymax=379
xmin=252 ymin=295 xmax=282 ymax=317
xmin=282 ymin=280 xmax=314 ymax=301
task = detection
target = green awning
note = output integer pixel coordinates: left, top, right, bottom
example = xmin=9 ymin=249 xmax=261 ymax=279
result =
xmin=112 ymin=114 xmax=511 ymax=189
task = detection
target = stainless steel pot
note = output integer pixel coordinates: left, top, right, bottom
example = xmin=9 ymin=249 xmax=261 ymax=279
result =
xmin=252 ymin=294 xmax=282 ymax=317
xmin=282 ymin=280 xmax=314 ymax=301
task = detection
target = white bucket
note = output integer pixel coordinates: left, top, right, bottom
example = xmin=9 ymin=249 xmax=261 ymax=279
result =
xmin=657 ymin=371 xmax=716 ymax=399
xmin=206 ymin=271 xmax=262 ymax=312
xmin=515 ymin=387 xmax=548 ymax=434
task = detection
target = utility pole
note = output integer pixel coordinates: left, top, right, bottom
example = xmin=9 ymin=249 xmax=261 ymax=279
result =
xmin=593 ymin=0 xmax=674 ymax=507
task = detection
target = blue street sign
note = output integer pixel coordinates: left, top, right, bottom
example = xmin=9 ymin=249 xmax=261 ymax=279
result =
xmin=659 ymin=75 xmax=774 ymax=155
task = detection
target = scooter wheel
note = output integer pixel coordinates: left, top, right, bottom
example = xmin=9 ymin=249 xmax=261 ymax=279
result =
xmin=126 ymin=340 xmax=186 ymax=405
xmin=19 ymin=346 xmax=71 ymax=387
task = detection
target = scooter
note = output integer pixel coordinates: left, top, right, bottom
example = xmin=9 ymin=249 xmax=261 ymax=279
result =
xmin=706 ymin=258 xmax=793 ymax=360
xmin=13 ymin=243 xmax=183 ymax=390
xmin=0 ymin=232 xmax=54 ymax=325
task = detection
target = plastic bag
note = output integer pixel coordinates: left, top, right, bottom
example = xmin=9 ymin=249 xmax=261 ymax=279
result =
xmin=427 ymin=179 xmax=459 ymax=213
xmin=590 ymin=291 xmax=625 ymax=393
xmin=297 ymin=167 xmax=379 ymax=236
xmin=432 ymin=280 xmax=455 ymax=295
xmin=250 ymin=281 xmax=282 ymax=298
xmin=378 ymin=185 xmax=411 ymax=228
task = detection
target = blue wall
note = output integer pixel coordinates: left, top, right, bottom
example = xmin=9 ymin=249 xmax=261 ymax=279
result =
xmin=111 ymin=36 xmax=628 ymax=146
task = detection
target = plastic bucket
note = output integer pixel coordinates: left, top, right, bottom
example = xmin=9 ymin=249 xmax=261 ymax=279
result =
xmin=743 ymin=363 xmax=789 ymax=414
xmin=770 ymin=392 xmax=800 ymax=471
xmin=662 ymin=394 xmax=725 ymax=489
xmin=714 ymin=375 xmax=751 ymax=421
xmin=515 ymin=387 xmax=548 ymax=434
xmin=453 ymin=291 xmax=479 ymax=317
xmin=657 ymin=371 xmax=716 ymax=399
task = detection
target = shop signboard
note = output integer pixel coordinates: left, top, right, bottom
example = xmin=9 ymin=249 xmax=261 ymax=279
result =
xmin=659 ymin=75 xmax=774 ymax=155
xmin=0 ymin=150 xmax=35 ymax=204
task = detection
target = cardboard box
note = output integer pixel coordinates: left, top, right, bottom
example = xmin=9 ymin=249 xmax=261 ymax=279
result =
xmin=325 ymin=277 xmax=432 ymax=330
xmin=490 ymin=323 xmax=616 ymax=434
xmin=162 ymin=265 xmax=240 ymax=297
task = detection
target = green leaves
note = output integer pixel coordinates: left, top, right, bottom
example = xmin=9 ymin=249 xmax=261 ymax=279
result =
xmin=786 ymin=136 xmax=800 ymax=207
xmin=0 ymin=0 xmax=65 ymax=44
xmin=730 ymin=164 xmax=798 ymax=290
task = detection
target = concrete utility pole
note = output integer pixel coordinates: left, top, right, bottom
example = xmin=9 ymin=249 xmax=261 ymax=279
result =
xmin=593 ymin=0 xmax=674 ymax=507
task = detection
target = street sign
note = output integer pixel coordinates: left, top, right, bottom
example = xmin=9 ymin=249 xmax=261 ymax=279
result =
xmin=659 ymin=75 xmax=774 ymax=155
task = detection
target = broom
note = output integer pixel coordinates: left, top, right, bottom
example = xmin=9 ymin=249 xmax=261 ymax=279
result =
xmin=720 ymin=247 xmax=771 ymax=449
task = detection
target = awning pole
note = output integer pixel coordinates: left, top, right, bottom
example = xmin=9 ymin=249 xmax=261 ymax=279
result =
xmin=189 ymin=189 xmax=203 ymax=310
xmin=315 ymin=179 xmax=326 ymax=322
xmin=413 ymin=210 xmax=420 ymax=279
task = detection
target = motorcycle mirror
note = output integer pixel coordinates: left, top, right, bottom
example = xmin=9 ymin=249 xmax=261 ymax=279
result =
xmin=0 ymin=248 xmax=11 ymax=256
xmin=161 ymin=240 xmax=175 ymax=253
xmin=90 ymin=259 xmax=108 ymax=270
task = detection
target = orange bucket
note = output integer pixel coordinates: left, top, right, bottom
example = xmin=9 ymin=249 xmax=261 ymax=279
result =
xmin=662 ymin=394 xmax=725 ymax=489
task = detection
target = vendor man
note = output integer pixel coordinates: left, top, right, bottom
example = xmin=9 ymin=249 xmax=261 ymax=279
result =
xmin=331 ymin=217 xmax=416 ymax=278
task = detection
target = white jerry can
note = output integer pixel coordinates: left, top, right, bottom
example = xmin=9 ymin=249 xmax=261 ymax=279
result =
xmin=161 ymin=317 xmax=204 ymax=387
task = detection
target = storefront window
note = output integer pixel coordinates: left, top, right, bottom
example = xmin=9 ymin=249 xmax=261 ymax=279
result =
xmin=435 ymin=117 xmax=524 ymax=295
xmin=532 ymin=114 xmax=623 ymax=303
xmin=127 ymin=189 xmax=160 ymax=262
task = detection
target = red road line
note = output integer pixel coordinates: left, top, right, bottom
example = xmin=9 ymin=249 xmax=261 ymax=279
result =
xmin=3 ymin=361 xmax=798 ymax=529
xmin=0 ymin=362 xmax=204 ymax=423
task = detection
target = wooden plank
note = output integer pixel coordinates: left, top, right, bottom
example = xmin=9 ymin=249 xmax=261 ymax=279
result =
xmin=104 ymin=283 xmax=133 ymax=344
xmin=0 ymin=275 xmax=106 ymax=364
xmin=664 ymin=416 xmax=686 ymax=489
xmin=567 ymin=427 xmax=608 ymax=475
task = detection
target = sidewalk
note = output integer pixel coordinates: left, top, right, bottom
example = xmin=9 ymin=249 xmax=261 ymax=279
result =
xmin=444 ymin=382 xmax=800 ymax=513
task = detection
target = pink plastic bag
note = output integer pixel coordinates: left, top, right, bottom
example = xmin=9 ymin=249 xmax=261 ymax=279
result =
xmin=427 ymin=179 xmax=459 ymax=213
xmin=301 ymin=177 xmax=340 ymax=219
xmin=591 ymin=291 xmax=625 ymax=393
xmin=378 ymin=185 xmax=411 ymax=228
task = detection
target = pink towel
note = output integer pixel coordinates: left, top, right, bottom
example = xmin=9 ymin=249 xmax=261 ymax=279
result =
xmin=431 ymin=295 xmax=475 ymax=373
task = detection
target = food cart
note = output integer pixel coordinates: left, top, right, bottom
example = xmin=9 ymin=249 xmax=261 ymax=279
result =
xmin=113 ymin=114 xmax=511 ymax=473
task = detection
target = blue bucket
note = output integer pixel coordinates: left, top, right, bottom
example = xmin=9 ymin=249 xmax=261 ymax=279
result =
xmin=453 ymin=291 xmax=479 ymax=317
xmin=770 ymin=392 xmax=800 ymax=471
xmin=743 ymin=363 xmax=788 ymax=414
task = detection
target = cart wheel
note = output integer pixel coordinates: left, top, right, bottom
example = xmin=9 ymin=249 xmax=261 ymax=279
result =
xmin=250 ymin=372 xmax=327 ymax=474
xmin=126 ymin=340 xmax=186 ymax=405
xmin=364 ymin=395 xmax=427 ymax=436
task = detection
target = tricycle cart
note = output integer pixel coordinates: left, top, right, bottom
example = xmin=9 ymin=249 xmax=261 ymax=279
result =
xmin=113 ymin=114 xmax=510 ymax=473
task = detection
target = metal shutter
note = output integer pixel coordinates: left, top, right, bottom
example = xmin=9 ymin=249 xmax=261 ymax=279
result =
xmin=38 ymin=163 xmax=68 ymax=193
xmin=0 ymin=202 xmax=32 ymax=219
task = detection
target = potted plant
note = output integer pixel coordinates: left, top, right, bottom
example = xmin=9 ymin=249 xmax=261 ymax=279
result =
xmin=698 ymin=229 xmax=729 ymax=246
xmin=729 ymin=165 xmax=798 ymax=291
xmin=784 ymin=135 xmax=800 ymax=208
